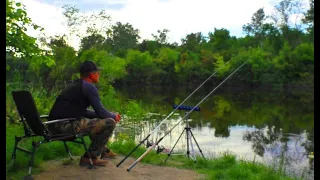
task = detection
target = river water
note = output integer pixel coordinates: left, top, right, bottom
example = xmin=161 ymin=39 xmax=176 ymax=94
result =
xmin=114 ymin=85 xmax=314 ymax=179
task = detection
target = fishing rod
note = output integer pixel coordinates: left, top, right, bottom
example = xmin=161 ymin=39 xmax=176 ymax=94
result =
xmin=116 ymin=60 xmax=230 ymax=167
xmin=126 ymin=60 xmax=248 ymax=171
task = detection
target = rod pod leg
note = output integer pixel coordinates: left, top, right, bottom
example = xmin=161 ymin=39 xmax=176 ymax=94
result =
xmin=164 ymin=128 xmax=186 ymax=163
xmin=189 ymin=129 xmax=205 ymax=159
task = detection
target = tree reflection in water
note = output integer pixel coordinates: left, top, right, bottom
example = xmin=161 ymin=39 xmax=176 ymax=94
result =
xmin=243 ymin=126 xmax=314 ymax=179
xmin=115 ymin=86 xmax=314 ymax=179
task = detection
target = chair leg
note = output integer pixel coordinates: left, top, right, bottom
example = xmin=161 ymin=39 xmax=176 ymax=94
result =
xmin=11 ymin=136 xmax=21 ymax=164
xmin=79 ymin=137 xmax=96 ymax=169
xmin=63 ymin=141 xmax=74 ymax=160
xmin=24 ymin=141 xmax=39 ymax=180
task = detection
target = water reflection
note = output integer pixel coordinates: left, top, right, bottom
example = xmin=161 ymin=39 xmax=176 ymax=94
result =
xmin=114 ymin=85 xmax=314 ymax=179
xmin=243 ymin=126 xmax=314 ymax=178
xmin=243 ymin=126 xmax=279 ymax=157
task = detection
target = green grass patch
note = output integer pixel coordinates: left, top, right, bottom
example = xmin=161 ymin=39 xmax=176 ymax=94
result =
xmin=108 ymin=135 xmax=299 ymax=180
xmin=7 ymin=123 xmax=301 ymax=180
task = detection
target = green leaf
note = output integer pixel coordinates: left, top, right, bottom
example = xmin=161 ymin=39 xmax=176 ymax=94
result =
xmin=33 ymin=25 xmax=39 ymax=30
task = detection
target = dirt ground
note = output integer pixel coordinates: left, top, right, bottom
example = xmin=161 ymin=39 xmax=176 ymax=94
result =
xmin=33 ymin=156 xmax=205 ymax=180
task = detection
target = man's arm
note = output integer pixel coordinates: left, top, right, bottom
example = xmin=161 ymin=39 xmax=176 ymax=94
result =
xmin=84 ymin=109 xmax=99 ymax=118
xmin=83 ymin=83 xmax=116 ymax=119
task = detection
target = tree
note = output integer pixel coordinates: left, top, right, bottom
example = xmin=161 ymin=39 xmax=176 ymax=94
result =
xmin=242 ymin=8 xmax=267 ymax=48
xmin=209 ymin=28 xmax=232 ymax=50
xmin=138 ymin=40 xmax=161 ymax=56
xmin=79 ymin=48 xmax=127 ymax=86
xmin=154 ymin=48 xmax=180 ymax=84
xmin=45 ymin=36 xmax=78 ymax=90
xmin=152 ymin=29 xmax=170 ymax=45
xmin=125 ymin=50 xmax=156 ymax=84
xmin=302 ymin=0 xmax=314 ymax=41
xmin=243 ymin=8 xmax=266 ymax=36
xmin=260 ymin=23 xmax=283 ymax=54
xmin=280 ymin=26 xmax=304 ymax=48
xmin=213 ymin=54 xmax=230 ymax=77
xmin=61 ymin=5 xmax=112 ymax=47
xmin=208 ymin=28 xmax=234 ymax=59
xmin=270 ymin=0 xmax=306 ymax=28
xmin=181 ymin=32 xmax=204 ymax=53
xmin=107 ymin=22 xmax=140 ymax=57
xmin=6 ymin=0 xmax=54 ymax=70
xmin=79 ymin=34 xmax=106 ymax=52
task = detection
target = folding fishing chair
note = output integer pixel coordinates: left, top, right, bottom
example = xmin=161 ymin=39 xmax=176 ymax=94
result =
xmin=10 ymin=90 xmax=96 ymax=180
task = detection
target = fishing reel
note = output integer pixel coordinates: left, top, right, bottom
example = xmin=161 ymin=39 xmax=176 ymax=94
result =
xmin=156 ymin=145 xmax=165 ymax=154
xmin=146 ymin=140 xmax=153 ymax=148
xmin=143 ymin=139 xmax=165 ymax=154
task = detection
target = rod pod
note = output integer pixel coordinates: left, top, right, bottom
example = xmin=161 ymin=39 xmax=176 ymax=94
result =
xmin=126 ymin=60 xmax=248 ymax=171
xmin=116 ymin=61 xmax=229 ymax=167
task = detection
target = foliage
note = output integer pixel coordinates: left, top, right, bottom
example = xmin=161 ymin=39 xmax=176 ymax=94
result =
xmin=6 ymin=0 xmax=55 ymax=70
xmin=6 ymin=0 xmax=314 ymax=88
xmin=124 ymin=50 xmax=157 ymax=84
xmin=5 ymin=1 xmax=313 ymax=179
xmin=79 ymin=48 xmax=127 ymax=84
xmin=107 ymin=22 xmax=141 ymax=57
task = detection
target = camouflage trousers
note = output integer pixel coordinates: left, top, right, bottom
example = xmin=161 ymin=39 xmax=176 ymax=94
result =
xmin=54 ymin=118 xmax=116 ymax=158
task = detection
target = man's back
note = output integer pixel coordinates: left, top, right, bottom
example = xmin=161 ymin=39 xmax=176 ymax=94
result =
xmin=49 ymin=79 xmax=88 ymax=120
xmin=49 ymin=79 xmax=116 ymax=121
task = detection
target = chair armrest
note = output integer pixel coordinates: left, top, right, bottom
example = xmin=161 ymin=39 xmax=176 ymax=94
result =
xmin=40 ymin=115 xmax=49 ymax=118
xmin=43 ymin=118 xmax=78 ymax=125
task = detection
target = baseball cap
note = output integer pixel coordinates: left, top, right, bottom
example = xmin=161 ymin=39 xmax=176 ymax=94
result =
xmin=79 ymin=60 xmax=101 ymax=74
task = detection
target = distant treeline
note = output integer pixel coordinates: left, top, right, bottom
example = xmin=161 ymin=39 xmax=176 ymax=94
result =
xmin=6 ymin=0 xmax=314 ymax=91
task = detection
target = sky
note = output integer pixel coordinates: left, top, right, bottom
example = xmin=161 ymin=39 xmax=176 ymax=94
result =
xmin=19 ymin=0 xmax=309 ymax=51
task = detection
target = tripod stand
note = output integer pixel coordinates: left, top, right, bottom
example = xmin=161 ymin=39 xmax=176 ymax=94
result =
xmin=164 ymin=105 xmax=205 ymax=163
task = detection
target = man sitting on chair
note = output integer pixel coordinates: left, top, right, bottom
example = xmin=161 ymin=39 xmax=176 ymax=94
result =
xmin=48 ymin=60 xmax=121 ymax=166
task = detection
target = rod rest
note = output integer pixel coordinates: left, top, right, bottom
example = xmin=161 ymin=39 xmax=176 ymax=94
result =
xmin=173 ymin=104 xmax=200 ymax=111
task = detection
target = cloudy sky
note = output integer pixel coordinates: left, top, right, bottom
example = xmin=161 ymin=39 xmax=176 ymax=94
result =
xmin=19 ymin=0 xmax=307 ymax=51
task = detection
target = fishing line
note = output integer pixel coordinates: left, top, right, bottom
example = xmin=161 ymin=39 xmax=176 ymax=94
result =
xmin=126 ymin=60 xmax=248 ymax=171
xmin=116 ymin=60 xmax=230 ymax=167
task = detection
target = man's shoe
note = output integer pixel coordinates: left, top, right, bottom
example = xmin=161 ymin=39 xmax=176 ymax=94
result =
xmin=79 ymin=156 xmax=107 ymax=166
xmin=101 ymin=151 xmax=117 ymax=159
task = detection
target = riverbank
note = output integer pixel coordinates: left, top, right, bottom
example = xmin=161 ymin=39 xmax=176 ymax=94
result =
xmin=6 ymin=122 xmax=299 ymax=180
xmin=32 ymin=155 xmax=204 ymax=180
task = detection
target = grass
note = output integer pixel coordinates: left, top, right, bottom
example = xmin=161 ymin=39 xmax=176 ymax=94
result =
xmin=109 ymin=136 xmax=302 ymax=180
xmin=6 ymin=121 xmax=304 ymax=180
